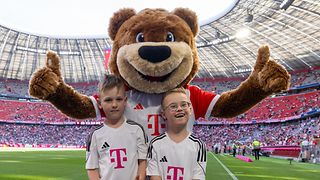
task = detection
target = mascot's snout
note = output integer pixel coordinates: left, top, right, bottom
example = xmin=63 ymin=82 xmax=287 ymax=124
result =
xmin=138 ymin=45 xmax=171 ymax=63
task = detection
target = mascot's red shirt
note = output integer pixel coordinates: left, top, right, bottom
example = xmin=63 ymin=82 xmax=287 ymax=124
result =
xmin=91 ymin=85 xmax=220 ymax=140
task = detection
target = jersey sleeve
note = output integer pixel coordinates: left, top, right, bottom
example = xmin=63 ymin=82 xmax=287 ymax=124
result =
xmin=146 ymin=143 xmax=160 ymax=176
xmin=137 ymin=126 xmax=148 ymax=160
xmin=85 ymin=132 xmax=99 ymax=170
xmin=187 ymin=85 xmax=220 ymax=119
xmin=90 ymin=94 xmax=106 ymax=118
xmin=193 ymin=140 xmax=207 ymax=180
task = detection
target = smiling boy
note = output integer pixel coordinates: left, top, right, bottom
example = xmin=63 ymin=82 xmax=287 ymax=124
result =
xmin=147 ymin=88 xmax=207 ymax=180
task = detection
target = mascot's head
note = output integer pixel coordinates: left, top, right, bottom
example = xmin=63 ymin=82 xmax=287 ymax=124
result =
xmin=108 ymin=8 xmax=199 ymax=93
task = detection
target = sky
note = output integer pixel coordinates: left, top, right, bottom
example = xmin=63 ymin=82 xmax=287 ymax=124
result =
xmin=0 ymin=0 xmax=237 ymax=38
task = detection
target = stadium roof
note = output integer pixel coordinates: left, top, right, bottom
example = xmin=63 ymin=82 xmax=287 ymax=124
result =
xmin=0 ymin=0 xmax=237 ymax=38
xmin=0 ymin=0 xmax=319 ymax=82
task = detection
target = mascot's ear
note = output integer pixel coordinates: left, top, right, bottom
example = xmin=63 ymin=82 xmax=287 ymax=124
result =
xmin=108 ymin=8 xmax=136 ymax=40
xmin=172 ymin=8 xmax=199 ymax=36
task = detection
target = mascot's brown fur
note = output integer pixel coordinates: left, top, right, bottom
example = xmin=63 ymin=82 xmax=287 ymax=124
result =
xmin=29 ymin=8 xmax=290 ymax=121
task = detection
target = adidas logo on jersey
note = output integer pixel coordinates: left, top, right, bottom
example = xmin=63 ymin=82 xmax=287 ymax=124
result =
xmin=160 ymin=156 xmax=168 ymax=162
xmin=134 ymin=103 xmax=144 ymax=110
xmin=101 ymin=142 xmax=109 ymax=149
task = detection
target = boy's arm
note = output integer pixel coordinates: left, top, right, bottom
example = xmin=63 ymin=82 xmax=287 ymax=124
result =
xmin=136 ymin=126 xmax=148 ymax=180
xmin=86 ymin=133 xmax=100 ymax=179
xmin=193 ymin=142 xmax=207 ymax=180
xmin=146 ymin=143 xmax=161 ymax=178
xmin=87 ymin=169 xmax=100 ymax=180
xmin=150 ymin=176 xmax=161 ymax=180
xmin=136 ymin=159 xmax=147 ymax=180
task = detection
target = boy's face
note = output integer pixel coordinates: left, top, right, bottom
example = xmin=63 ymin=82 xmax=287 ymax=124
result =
xmin=98 ymin=86 xmax=127 ymax=122
xmin=162 ymin=92 xmax=191 ymax=129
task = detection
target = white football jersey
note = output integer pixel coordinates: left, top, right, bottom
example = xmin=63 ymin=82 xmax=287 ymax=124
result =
xmin=147 ymin=132 xmax=207 ymax=180
xmin=86 ymin=118 xmax=148 ymax=180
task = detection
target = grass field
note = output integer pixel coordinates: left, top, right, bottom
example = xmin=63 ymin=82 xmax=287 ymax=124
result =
xmin=0 ymin=149 xmax=319 ymax=180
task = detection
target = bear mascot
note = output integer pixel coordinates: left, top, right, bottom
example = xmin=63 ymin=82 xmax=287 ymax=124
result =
xmin=29 ymin=8 xmax=290 ymax=140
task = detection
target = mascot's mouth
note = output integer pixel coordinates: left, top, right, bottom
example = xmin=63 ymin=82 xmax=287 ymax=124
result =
xmin=138 ymin=71 xmax=172 ymax=82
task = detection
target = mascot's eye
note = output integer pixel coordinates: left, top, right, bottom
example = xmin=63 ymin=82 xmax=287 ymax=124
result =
xmin=136 ymin=33 xmax=145 ymax=42
xmin=166 ymin=32 xmax=175 ymax=42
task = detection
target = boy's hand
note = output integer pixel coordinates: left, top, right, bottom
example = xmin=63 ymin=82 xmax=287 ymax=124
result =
xmin=136 ymin=175 xmax=145 ymax=180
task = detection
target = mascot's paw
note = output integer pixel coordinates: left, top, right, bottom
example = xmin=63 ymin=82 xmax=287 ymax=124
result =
xmin=253 ymin=45 xmax=291 ymax=93
xmin=29 ymin=51 xmax=62 ymax=99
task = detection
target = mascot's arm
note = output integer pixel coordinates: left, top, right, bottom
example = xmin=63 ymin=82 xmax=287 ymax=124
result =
xmin=211 ymin=45 xmax=291 ymax=118
xmin=29 ymin=51 xmax=96 ymax=119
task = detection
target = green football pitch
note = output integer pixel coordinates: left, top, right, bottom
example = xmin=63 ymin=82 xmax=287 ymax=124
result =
xmin=0 ymin=149 xmax=319 ymax=180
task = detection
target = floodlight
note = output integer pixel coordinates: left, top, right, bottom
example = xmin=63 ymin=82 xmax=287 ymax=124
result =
xmin=244 ymin=9 xmax=253 ymax=23
xmin=280 ymin=0 xmax=295 ymax=10
xmin=215 ymin=31 xmax=221 ymax=38
xmin=245 ymin=14 xmax=253 ymax=23
xmin=236 ymin=28 xmax=251 ymax=39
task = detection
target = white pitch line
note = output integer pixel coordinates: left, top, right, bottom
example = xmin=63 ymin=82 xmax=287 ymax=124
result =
xmin=209 ymin=152 xmax=238 ymax=180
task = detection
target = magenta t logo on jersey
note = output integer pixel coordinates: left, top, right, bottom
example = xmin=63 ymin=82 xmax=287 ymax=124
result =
xmin=166 ymin=166 xmax=184 ymax=180
xmin=109 ymin=148 xmax=127 ymax=169
xmin=147 ymin=114 xmax=166 ymax=136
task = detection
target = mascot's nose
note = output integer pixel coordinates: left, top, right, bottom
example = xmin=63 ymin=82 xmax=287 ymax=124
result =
xmin=138 ymin=46 xmax=171 ymax=63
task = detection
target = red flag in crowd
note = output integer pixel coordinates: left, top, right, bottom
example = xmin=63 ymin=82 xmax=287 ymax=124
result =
xmin=104 ymin=48 xmax=111 ymax=69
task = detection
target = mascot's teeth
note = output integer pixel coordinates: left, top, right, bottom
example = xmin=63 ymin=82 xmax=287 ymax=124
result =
xmin=138 ymin=72 xmax=171 ymax=82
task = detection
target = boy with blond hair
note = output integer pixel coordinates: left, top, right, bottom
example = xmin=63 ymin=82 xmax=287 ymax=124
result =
xmin=86 ymin=74 xmax=148 ymax=180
